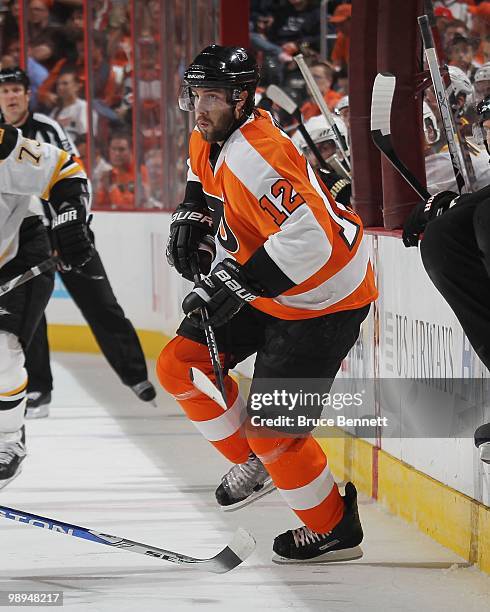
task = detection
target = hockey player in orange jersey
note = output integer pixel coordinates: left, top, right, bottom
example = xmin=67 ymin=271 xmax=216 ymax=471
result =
xmin=157 ymin=45 xmax=378 ymax=563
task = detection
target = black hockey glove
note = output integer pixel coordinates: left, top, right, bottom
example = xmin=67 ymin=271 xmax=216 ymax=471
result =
xmin=182 ymin=259 xmax=261 ymax=328
xmin=402 ymin=190 xmax=459 ymax=247
xmin=51 ymin=203 xmax=95 ymax=267
xmin=166 ymin=201 xmax=215 ymax=281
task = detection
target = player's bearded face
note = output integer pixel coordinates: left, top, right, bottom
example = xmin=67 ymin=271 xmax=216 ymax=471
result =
xmin=193 ymin=88 xmax=237 ymax=143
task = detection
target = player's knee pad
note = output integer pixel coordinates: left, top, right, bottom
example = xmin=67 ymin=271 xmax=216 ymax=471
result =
xmin=156 ymin=336 xmax=211 ymax=396
xmin=0 ymin=332 xmax=27 ymax=406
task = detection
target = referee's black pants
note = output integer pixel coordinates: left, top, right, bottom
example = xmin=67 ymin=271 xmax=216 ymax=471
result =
xmin=25 ymin=246 xmax=148 ymax=393
xmin=421 ymin=192 xmax=490 ymax=370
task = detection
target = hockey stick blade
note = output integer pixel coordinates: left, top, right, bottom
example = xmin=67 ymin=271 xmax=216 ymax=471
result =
xmin=371 ymin=73 xmax=431 ymax=201
xmin=266 ymin=84 xmax=299 ymax=115
xmin=190 ymin=366 xmax=227 ymax=410
xmin=0 ymin=505 xmax=255 ymax=573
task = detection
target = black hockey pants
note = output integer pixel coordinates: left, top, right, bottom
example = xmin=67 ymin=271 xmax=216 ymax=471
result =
xmin=25 ymin=242 xmax=148 ymax=393
xmin=421 ymin=191 xmax=490 ymax=370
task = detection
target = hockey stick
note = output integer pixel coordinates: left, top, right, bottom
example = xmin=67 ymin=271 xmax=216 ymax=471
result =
xmin=418 ymin=15 xmax=469 ymax=194
xmin=0 ymin=504 xmax=255 ymax=573
xmin=0 ymin=255 xmax=60 ymax=298
xmin=293 ymin=54 xmax=351 ymax=173
xmin=0 ymin=254 xmax=104 ymax=299
xmin=266 ymin=84 xmax=329 ymax=170
xmin=371 ymin=72 xmax=432 ymax=201
xmin=189 ymin=261 xmax=228 ymax=409
xmin=190 ymin=366 xmax=227 ymax=411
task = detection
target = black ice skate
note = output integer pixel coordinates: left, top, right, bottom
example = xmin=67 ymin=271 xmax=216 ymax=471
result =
xmin=272 ymin=482 xmax=363 ymax=563
xmin=215 ymin=453 xmax=275 ymax=511
xmin=25 ymin=391 xmax=51 ymax=419
xmin=0 ymin=427 xmax=27 ymax=489
xmin=475 ymin=423 xmax=490 ymax=464
xmin=131 ymin=381 xmax=157 ymax=405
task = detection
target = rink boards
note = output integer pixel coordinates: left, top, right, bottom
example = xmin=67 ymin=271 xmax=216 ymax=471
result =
xmin=45 ymin=212 xmax=490 ymax=573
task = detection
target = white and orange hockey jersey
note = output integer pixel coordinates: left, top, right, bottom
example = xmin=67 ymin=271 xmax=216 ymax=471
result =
xmin=0 ymin=123 xmax=86 ymax=269
xmin=186 ymin=109 xmax=377 ymax=319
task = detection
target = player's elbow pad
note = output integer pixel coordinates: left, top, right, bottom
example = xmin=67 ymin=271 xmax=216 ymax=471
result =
xmin=49 ymin=178 xmax=89 ymax=213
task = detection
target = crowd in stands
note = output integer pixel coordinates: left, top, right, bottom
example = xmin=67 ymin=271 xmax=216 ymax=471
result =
xmin=251 ymin=0 xmax=490 ymax=199
xmin=1 ymin=1 xmax=490 ymax=209
xmin=0 ymin=0 xmax=164 ymax=209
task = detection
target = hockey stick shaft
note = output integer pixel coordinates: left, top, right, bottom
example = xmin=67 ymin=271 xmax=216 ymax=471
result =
xmin=0 ymin=504 xmax=254 ymax=573
xmin=190 ymin=261 xmax=228 ymax=408
xmin=0 ymin=255 xmax=59 ymax=298
xmin=418 ymin=15 xmax=468 ymax=193
xmin=296 ymin=124 xmax=329 ymax=170
xmin=265 ymin=84 xmax=328 ymax=170
xmin=294 ymin=54 xmax=351 ymax=172
xmin=200 ymin=305 xmax=228 ymax=408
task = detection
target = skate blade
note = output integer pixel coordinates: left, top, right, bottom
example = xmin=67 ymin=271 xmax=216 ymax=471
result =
xmin=272 ymin=545 xmax=363 ymax=564
xmin=0 ymin=464 xmax=23 ymax=490
xmin=220 ymin=480 xmax=276 ymax=512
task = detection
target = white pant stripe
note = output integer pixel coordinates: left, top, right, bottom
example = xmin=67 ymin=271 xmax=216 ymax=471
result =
xmin=276 ymin=463 xmax=335 ymax=511
xmin=190 ymin=394 xmax=247 ymax=442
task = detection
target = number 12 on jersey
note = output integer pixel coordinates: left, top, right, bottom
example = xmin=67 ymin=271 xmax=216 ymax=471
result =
xmin=259 ymin=178 xmax=360 ymax=249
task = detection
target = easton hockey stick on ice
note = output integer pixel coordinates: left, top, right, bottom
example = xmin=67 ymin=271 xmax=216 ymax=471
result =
xmin=266 ymin=84 xmax=328 ymax=170
xmin=0 ymin=504 xmax=255 ymax=573
xmin=293 ymin=54 xmax=351 ymax=174
xmin=0 ymin=255 xmax=59 ymax=298
xmin=418 ymin=15 xmax=469 ymax=193
xmin=371 ymin=72 xmax=432 ymax=201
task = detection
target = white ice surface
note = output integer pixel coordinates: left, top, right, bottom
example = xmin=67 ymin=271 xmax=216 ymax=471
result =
xmin=0 ymin=353 xmax=489 ymax=612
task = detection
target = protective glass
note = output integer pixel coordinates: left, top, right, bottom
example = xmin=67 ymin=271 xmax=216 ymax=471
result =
xmin=178 ymin=86 xmax=239 ymax=112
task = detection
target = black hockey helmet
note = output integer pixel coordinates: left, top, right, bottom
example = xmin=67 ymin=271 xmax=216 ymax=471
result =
xmin=179 ymin=45 xmax=259 ymax=116
xmin=0 ymin=66 xmax=30 ymax=90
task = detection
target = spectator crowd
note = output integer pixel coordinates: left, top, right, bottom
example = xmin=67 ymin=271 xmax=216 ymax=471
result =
xmin=250 ymin=0 xmax=490 ymax=197
xmin=0 ymin=0 xmax=164 ymax=209
xmin=1 ymin=0 xmax=490 ymax=208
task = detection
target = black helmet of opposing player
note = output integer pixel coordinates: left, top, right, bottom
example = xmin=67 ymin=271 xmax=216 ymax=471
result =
xmin=179 ymin=45 xmax=259 ymax=117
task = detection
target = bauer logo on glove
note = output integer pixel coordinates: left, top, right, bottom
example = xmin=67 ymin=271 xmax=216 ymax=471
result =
xmin=182 ymin=259 xmax=261 ymax=328
xmin=51 ymin=203 xmax=95 ymax=268
xmin=167 ymin=201 xmax=215 ymax=281
xmin=170 ymin=209 xmax=213 ymax=228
